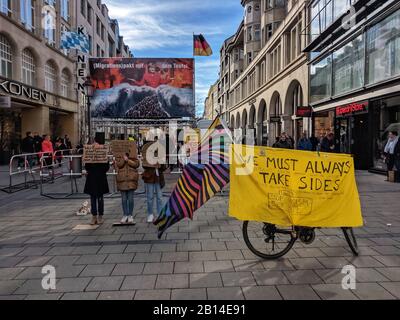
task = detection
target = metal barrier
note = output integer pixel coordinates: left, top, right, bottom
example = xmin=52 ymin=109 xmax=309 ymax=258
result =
xmin=39 ymin=154 xmax=122 ymax=199
xmin=1 ymin=152 xmax=41 ymax=193
xmin=1 ymin=148 xmax=77 ymax=194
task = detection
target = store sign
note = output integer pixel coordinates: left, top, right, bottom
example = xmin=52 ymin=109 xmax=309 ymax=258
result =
xmin=0 ymin=96 xmax=11 ymax=108
xmin=296 ymin=106 xmax=312 ymax=117
xmin=0 ymin=80 xmax=47 ymax=103
xmin=270 ymin=116 xmax=282 ymax=123
xmin=336 ymin=101 xmax=368 ymax=117
xmin=76 ymin=26 xmax=88 ymax=94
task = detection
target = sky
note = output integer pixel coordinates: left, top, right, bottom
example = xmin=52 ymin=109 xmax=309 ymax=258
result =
xmin=105 ymin=0 xmax=244 ymax=117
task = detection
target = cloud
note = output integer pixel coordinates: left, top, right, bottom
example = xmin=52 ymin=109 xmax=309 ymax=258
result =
xmin=105 ymin=0 xmax=243 ymax=117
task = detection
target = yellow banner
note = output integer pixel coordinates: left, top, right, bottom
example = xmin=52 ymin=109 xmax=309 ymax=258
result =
xmin=229 ymin=145 xmax=363 ymax=228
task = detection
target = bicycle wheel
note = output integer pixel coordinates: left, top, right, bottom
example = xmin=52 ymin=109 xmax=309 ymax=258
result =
xmin=243 ymin=221 xmax=297 ymax=260
xmin=342 ymin=228 xmax=359 ymax=256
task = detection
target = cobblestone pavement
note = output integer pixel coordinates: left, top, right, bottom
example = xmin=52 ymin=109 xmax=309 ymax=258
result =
xmin=0 ymin=171 xmax=400 ymax=300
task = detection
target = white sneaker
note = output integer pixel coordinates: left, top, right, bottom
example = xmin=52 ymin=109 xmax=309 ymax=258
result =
xmin=147 ymin=214 xmax=154 ymax=223
xmin=120 ymin=216 xmax=128 ymax=224
xmin=127 ymin=216 xmax=135 ymax=225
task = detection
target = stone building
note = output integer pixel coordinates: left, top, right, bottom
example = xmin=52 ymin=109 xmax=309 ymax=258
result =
xmin=218 ymin=0 xmax=309 ymax=146
xmin=0 ymin=0 xmax=132 ymax=164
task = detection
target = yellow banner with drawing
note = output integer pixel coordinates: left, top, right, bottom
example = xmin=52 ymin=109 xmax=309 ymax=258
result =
xmin=229 ymin=145 xmax=363 ymax=227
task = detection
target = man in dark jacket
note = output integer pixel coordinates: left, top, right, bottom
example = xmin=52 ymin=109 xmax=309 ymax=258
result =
xmin=274 ymin=133 xmax=293 ymax=149
xmin=21 ymin=132 xmax=35 ymax=168
xmin=320 ymin=133 xmax=335 ymax=153
xmin=84 ymin=139 xmax=110 ymax=225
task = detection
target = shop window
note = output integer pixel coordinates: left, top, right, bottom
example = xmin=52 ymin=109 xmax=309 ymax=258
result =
xmin=0 ymin=34 xmax=12 ymax=78
xmin=367 ymin=9 xmax=400 ymax=85
xmin=314 ymin=111 xmax=335 ymax=140
xmin=372 ymin=97 xmax=400 ymax=171
xmin=310 ymin=55 xmax=332 ymax=103
xmin=333 ymin=34 xmax=364 ymax=96
xmin=22 ymin=48 xmax=35 ymax=86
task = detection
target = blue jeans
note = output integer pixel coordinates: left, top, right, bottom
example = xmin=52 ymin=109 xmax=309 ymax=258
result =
xmin=121 ymin=190 xmax=135 ymax=217
xmin=145 ymin=183 xmax=163 ymax=216
xmin=90 ymin=196 xmax=104 ymax=216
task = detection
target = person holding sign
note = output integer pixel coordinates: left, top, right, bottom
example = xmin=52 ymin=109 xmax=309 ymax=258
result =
xmin=84 ymin=138 xmax=110 ymax=225
xmin=115 ymin=152 xmax=140 ymax=225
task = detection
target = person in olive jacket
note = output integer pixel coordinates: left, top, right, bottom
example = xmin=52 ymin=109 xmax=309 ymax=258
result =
xmin=116 ymin=153 xmax=140 ymax=224
xmin=84 ymin=139 xmax=110 ymax=226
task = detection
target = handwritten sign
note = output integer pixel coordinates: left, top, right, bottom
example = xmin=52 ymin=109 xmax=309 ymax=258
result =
xmin=83 ymin=145 xmax=109 ymax=164
xmin=229 ymin=145 xmax=363 ymax=228
xmin=111 ymin=140 xmax=138 ymax=162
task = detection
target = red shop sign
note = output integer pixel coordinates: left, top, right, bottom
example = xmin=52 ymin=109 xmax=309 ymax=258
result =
xmin=296 ymin=106 xmax=312 ymax=117
xmin=336 ymin=101 xmax=369 ymax=117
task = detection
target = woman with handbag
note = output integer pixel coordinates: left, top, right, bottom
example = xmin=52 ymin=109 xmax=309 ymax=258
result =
xmin=116 ymin=152 xmax=140 ymax=224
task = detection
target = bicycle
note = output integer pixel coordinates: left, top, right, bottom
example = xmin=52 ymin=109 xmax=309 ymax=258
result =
xmin=242 ymin=221 xmax=358 ymax=260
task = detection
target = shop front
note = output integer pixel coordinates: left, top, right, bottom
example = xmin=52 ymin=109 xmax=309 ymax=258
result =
xmin=334 ymin=101 xmax=371 ymax=170
xmin=313 ymin=95 xmax=400 ymax=172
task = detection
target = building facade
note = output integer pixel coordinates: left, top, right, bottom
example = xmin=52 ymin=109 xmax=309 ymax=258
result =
xmin=306 ymin=0 xmax=400 ymax=171
xmin=76 ymin=0 xmax=132 ymax=143
xmin=203 ymin=81 xmax=219 ymax=120
xmin=0 ymin=0 xmax=132 ymax=164
xmin=218 ymin=0 xmax=310 ymax=146
xmin=0 ymin=0 xmax=78 ymax=164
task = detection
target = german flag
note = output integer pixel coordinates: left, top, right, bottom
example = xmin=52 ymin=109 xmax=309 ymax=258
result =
xmin=193 ymin=34 xmax=213 ymax=56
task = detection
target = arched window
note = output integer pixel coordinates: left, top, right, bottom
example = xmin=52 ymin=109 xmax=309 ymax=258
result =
xmin=247 ymin=6 xmax=252 ymax=14
xmin=0 ymin=34 xmax=12 ymax=78
xmin=61 ymin=69 xmax=70 ymax=97
xmin=292 ymin=84 xmax=303 ymax=114
xmin=22 ymin=48 xmax=35 ymax=85
xmin=45 ymin=61 xmax=57 ymax=93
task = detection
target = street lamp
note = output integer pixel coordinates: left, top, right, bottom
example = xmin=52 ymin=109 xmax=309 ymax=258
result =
xmin=84 ymin=77 xmax=94 ymax=142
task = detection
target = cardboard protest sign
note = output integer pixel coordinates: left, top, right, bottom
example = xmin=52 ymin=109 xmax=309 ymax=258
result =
xmin=229 ymin=145 xmax=363 ymax=228
xmin=111 ymin=140 xmax=138 ymax=162
xmin=141 ymin=142 xmax=166 ymax=168
xmin=83 ymin=144 xmax=109 ymax=163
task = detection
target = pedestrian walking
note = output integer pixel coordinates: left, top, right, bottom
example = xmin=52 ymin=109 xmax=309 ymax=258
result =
xmin=84 ymin=139 xmax=110 ymax=225
xmin=297 ymin=132 xmax=313 ymax=151
xmin=116 ymin=152 xmax=140 ymax=225
xmin=384 ymin=131 xmax=399 ymax=178
xmin=320 ymin=132 xmax=335 ymax=153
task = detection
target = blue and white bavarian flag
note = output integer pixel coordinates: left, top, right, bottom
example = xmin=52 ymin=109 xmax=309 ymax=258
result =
xmin=61 ymin=31 xmax=90 ymax=53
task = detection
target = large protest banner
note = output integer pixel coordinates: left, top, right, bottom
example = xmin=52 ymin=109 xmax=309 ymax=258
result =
xmin=89 ymin=58 xmax=194 ymax=119
xmin=229 ymin=145 xmax=363 ymax=228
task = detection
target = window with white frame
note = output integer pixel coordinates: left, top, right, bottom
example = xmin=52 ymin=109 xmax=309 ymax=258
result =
xmin=0 ymin=0 xmax=11 ymax=16
xmin=20 ymin=0 xmax=35 ymax=31
xmin=43 ymin=6 xmax=56 ymax=45
xmin=45 ymin=62 xmax=57 ymax=93
xmin=254 ymin=24 xmax=261 ymax=41
xmin=61 ymin=0 xmax=69 ymax=21
xmin=61 ymin=70 xmax=70 ymax=97
xmin=0 ymin=34 xmax=12 ymax=78
xmin=22 ymin=48 xmax=35 ymax=85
